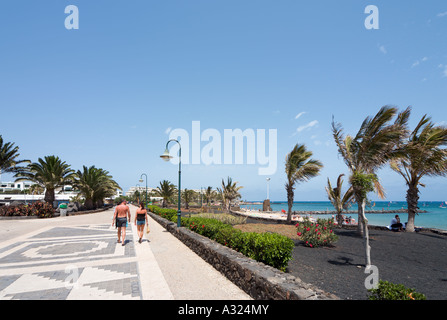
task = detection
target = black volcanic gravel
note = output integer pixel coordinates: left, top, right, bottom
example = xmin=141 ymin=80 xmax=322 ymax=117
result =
xmin=287 ymin=228 xmax=447 ymax=300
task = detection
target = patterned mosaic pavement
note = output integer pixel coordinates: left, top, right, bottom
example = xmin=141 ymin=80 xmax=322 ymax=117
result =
xmin=0 ymin=223 xmax=142 ymax=300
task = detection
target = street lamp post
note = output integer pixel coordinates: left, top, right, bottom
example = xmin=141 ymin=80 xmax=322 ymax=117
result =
xmin=136 ymin=183 xmax=141 ymax=203
xmin=139 ymin=173 xmax=148 ymax=208
xmin=160 ymin=139 xmax=182 ymax=228
xmin=266 ymin=178 xmax=271 ymax=200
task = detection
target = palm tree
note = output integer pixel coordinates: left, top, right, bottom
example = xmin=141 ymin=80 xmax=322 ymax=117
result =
xmin=182 ymin=189 xmax=196 ymax=209
xmin=0 ymin=135 xmax=30 ymax=177
xmin=155 ymin=180 xmax=177 ymax=208
xmin=325 ymin=174 xmax=355 ymax=227
xmin=285 ymin=144 xmax=323 ymax=223
xmin=217 ymin=177 xmax=243 ymax=212
xmin=203 ymin=186 xmax=215 ymax=207
xmin=92 ymin=172 xmax=121 ymax=208
xmin=29 ymin=184 xmax=44 ymax=195
xmin=14 ymin=155 xmax=75 ymax=205
xmin=74 ymin=166 xmax=121 ymax=210
xmin=332 ymin=106 xmax=409 ymax=267
xmin=390 ymin=113 xmax=447 ymax=232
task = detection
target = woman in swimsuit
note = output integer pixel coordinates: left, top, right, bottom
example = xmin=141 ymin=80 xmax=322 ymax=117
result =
xmin=134 ymin=202 xmax=148 ymax=243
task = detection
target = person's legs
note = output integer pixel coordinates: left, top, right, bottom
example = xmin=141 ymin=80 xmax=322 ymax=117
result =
xmin=139 ymin=224 xmax=145 ymax=242
xmin=122 ymin=227 xmax=126 ymax=245
xmin=117 ymin=227 xmax=121 ymax=242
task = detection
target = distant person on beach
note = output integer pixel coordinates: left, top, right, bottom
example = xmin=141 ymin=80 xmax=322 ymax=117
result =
xmin=390 ymin=215 xmax=404 ymax=231
xmin=134 ymin=202 xmax=148 ymax=243
xmin=112 ymin=200 xmax=131 ymax=245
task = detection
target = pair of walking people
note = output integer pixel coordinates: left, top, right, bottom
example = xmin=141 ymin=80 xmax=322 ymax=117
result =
xmin=112 ymin=200 xmax=149 ymax=245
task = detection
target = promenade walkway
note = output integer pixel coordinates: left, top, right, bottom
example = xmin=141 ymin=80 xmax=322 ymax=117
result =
xmin=0 ymin=205 xmax=252 ymax=300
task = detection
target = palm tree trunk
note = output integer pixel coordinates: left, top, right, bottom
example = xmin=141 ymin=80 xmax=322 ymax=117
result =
xmin=406 ymin=184 xmax=419 ymax=232
xmin=336 ymin=211 xmax=344 ymax=228
xmin=286 ymin=184 xmax=294 ymax=223
xmin=84 ymin=198 xmax=94 ymax=210
xmin=356 ymin=195 xmax=372 ymax=267
xmin=355 ymin=193 xmax=365 ymax=236
xmin=44 ymin=188 xmax=55 ymax=207
xmin=360 ymin=198 xmax=371 ymax=268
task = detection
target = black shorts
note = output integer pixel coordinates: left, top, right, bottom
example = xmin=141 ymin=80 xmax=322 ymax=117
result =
xmin=116 ymin=217 xmax=127 ymax=228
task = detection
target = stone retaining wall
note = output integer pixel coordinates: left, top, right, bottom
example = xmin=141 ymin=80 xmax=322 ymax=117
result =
xmin=148 ymin=212 xmax=338 ymax=300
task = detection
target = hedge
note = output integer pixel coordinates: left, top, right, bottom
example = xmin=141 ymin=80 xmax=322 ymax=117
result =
xmin=148 ymin=205 xmax=294 ymax=271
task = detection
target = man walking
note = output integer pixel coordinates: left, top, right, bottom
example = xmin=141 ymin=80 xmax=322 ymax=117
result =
xmin=112 ymin=200 xmax=131 ymax=245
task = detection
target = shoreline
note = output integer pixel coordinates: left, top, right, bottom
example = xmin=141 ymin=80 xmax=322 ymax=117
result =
xmin=250 ymin=209 xmax=427 ymax=215
xmin=231 ymin=209 xmax=447 ymax=235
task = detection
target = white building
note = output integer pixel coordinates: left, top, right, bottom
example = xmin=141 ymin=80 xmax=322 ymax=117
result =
xmin=125 ymin=186 xmax=157 ymax=197
xmin=0 ymin=181 xmax=36 ymax=193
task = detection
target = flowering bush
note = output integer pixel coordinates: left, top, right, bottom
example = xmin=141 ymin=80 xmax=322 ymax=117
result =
xmin=0 ymin=202 xmax=55 ymax=218
xmin=296 ymin=218 xmax=338 ymax=247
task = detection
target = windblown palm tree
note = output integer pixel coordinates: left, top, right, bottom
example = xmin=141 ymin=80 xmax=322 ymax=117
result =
xmin=203 ymin=186 xmax=215 ymax=207
xmin=0 ymin=135 xmax=30 ymax=177
xmin=285 ymin=144 xmax=323 ymax=223
xmin=325 ymin=174 xmax=355 ymax=227
xmin=332 ymin=106 xmax=409 ymax=267
xmin=14 ymin=155 xmax=75 ymax=205
xmin=74 ymin=166 xmax=121 ymax=209
xmin=182 ymin=189 xmax=196 ymax=209
xmin=390 ymin=113 xmax=447 ymax=232
xmin=217 ymin=177 xmax=243 ymax=212
xmin=155 ymin=180 xmax=177 ymax=208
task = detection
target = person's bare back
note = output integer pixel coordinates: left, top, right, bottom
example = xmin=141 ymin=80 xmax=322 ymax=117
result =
xmin=115 ymin=203 xmax=130 ymax=218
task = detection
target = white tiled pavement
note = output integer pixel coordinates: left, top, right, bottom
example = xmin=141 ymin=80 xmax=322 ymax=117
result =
xmin=0 ymin=205 xmax=252 ymax=300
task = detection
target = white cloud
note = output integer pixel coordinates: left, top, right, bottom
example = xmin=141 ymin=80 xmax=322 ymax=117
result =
xmin=411 ymin=57 xmax=428 ymax=68
xmin=295 ymin=112 xmax=306 ymax=120
xmin=165 ymin=127 xmax=172 ymax=134
xmin=439 ymin=64 xmax=447 ymax=77
xmin=379 ymin=45 xmax=387 ymax=54
xmin=296 ymin=120 xmax=318 ymax=133
xmin=437 ymin=11 xmax=447 ymax=17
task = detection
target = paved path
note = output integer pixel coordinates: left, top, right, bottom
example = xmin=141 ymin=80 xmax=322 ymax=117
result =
xmin=0 ymin=205 xmax=252 ymax=300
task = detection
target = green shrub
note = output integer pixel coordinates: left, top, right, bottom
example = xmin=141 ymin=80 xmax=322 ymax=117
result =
xmin=234 ymin=231 xmax=295 ymax=271
xmin=296 ymin=218 xmax=338 ymax=247
xmin=182 ymin=216 xmax=231 ymax=239
xmin=194 ymin=212 xmax=247 ymax=225
xmin=149 ymin=205 xmax=294 ymax=271
xmin=147 ymin=205 xmax=177 ymax=221
xmin=368 ymin=280 xmax=426 ymax=300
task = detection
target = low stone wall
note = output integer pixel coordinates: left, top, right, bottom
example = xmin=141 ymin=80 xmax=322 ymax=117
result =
xmin=148 ymin=212 xmax=338 ymax=300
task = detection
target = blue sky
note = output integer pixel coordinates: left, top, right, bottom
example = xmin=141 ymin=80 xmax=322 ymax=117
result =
xmin=1 ymin=1 xmax=447 ymax=201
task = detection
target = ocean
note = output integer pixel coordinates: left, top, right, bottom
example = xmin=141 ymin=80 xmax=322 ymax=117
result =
xmin=240 ymin=201 xmax=447 ymax=231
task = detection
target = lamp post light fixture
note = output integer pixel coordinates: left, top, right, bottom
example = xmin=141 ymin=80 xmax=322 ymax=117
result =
xmin=139 ymin=173 xmax=148 ymax=208
xmin=160 ymin=139 xmax=182 ymax=228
